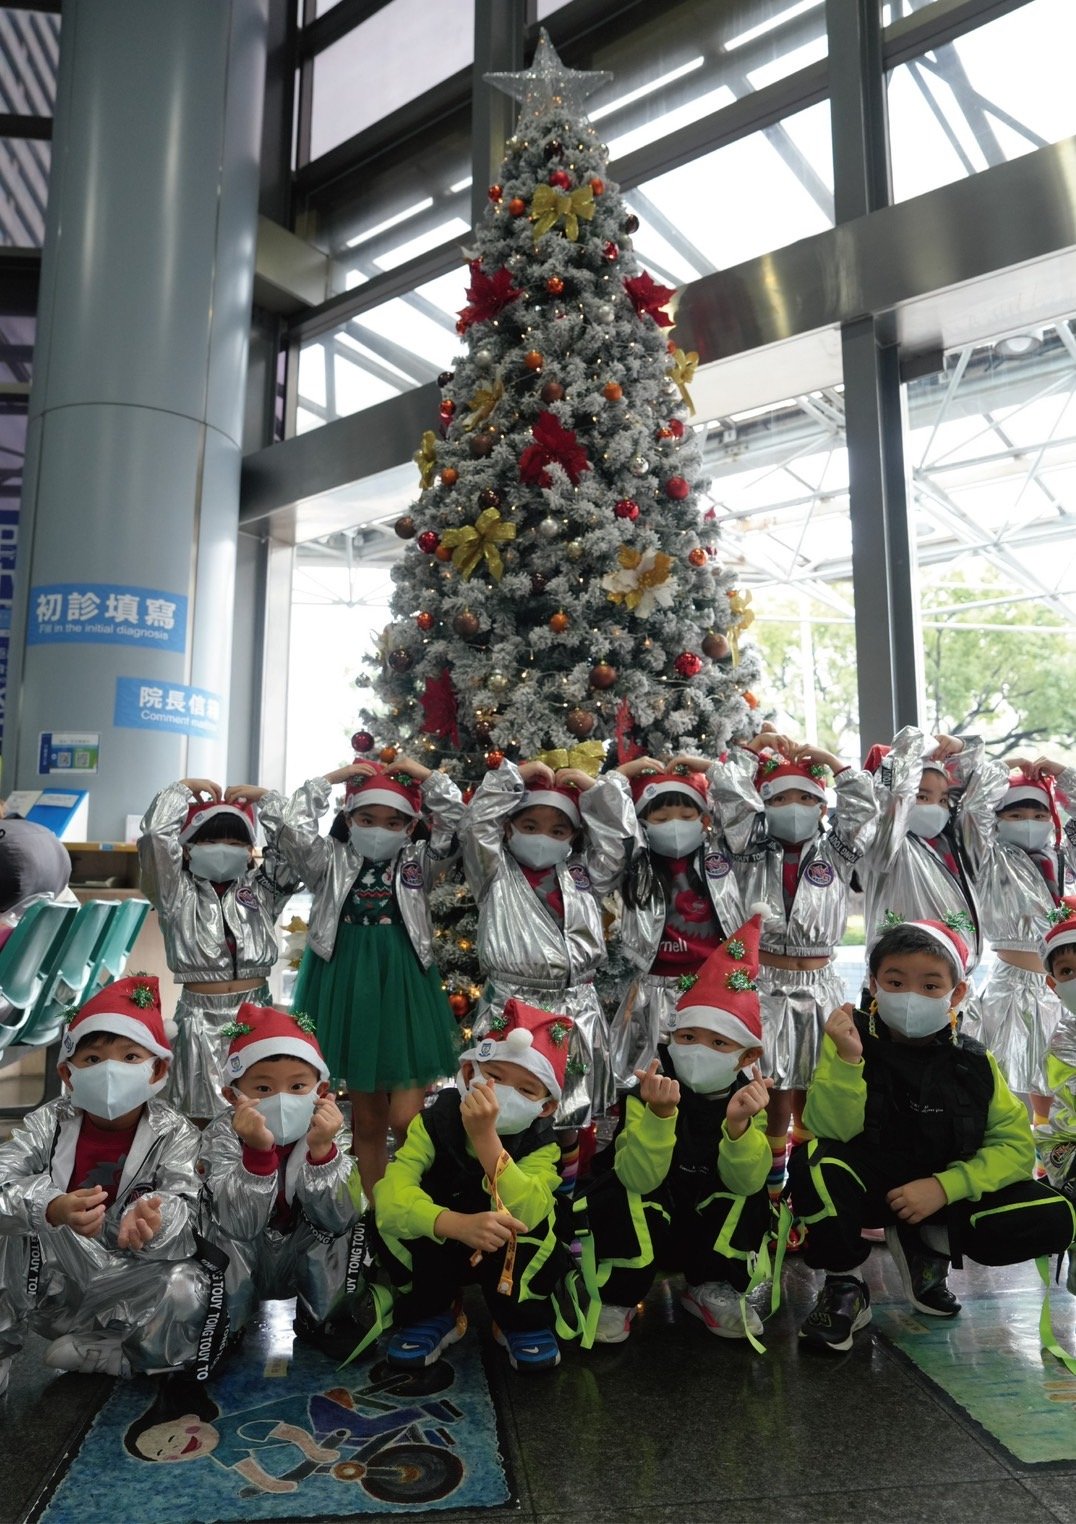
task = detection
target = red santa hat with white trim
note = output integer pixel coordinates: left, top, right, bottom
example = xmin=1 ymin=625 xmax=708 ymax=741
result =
xmin=344 ymin=764 xmax=422 ymax=818
xmin=179 ymin=797 xmax=257 ymax=844
xmin=863 ymin=739 xmax=949 ymax=781
xmin=512 ymin=784 xmax=582 ymax=829
xmin=671 ymin=905 xmax=767 ymax=1050
xmin=60 ymin=974 xmax=172 ymax=1065
xmin=755 ymin=753 xmax=829 ymax=803
xmin=631 ymin=770 xmax=709 ymax=816
xmin=897 ymin=917 xmax=972 ymax=977
xmin=460 ymin=998 xmax=574 ymax=1100
xmin=996 ymin=770 xmax=1061 ymax=844
xmin=1043 ymin=898 xmax=1076 ymax=965
xmin=222 ymin=1003 xmax=330 ymax=1084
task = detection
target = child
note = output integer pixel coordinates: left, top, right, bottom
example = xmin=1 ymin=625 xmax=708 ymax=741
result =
xmin=462 ymin=756 xmax=634 ymax=1129
xmin=0 ymin=976 xmax=214 ymax=1391
xmin=601 ymin=756 xmax=743 ymax=1090
xmin=139 ymin=779 xmax=300 ymax=1122
xmin=1034 ymin=900 xmax=1076 ymax=1233
xmin=859 ymin=728 xmax=998 ymax=972
xmin=373 ymin=998 xmax=570 ymax=1373
xmin=789 ymin=919 xmax=1076 ymax=1352
xmin=580 ymin=910 xmax=773 ymax=1344
xmin=710 ymin=735 xmax=877 ymax=1199
xmin=965 ymin=759 xmax=1076 ymax=1124
xmin=199 ymin=1003 xmax=364 ymax=1360
xmin=278 ymin=755 xmax=463 ymax=1201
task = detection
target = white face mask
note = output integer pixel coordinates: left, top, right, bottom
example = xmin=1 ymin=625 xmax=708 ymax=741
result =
xmin=188 ymin=843 xmax=250 ymax=882
xmin=907 ymin=803 xmax=949 ymax=840
xmin=874 ymin=987 xmax=953 ymax=1039
xmin=997 ymin=818 xmax=1053 ymax=853
xmin=644 ymin=818 xmax=705 ymax=857
xmin=1053 ymin=979 xmax=1076 ymax=1017
xmin=764 ymin=802 xmax=821 ymax=843
xmin=458 ymin=1071 xmax=546 ymax=1134
xmin=349 ymin=824 xmax=408 ymax=861
xmin=667 ymin=1041 xmax=743 ymax=1095
xmin=507 ymin=830 xmax=573 ymax=870
xmin=255 ymin=1091 xmax=316 ymax=1146
xmin=67 ymin=1058 xmax=161 ymax=1120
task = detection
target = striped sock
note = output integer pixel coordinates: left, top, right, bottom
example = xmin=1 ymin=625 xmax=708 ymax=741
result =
xmin=766 ymin=1132 xmax=789 ymax=1200
xmin=790 ymin=1121 xmax=813 ymax=1151
xmin=556 ymin=1137 xmax=581 ymax=1201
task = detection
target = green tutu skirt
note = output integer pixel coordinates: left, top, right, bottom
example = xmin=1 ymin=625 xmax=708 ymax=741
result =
xmin=291 ymin=921 xmax=460 ymax=1092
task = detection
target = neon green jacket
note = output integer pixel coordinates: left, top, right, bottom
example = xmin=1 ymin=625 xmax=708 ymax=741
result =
xmin=613 ymin=1091 xmax=771 ymax=1199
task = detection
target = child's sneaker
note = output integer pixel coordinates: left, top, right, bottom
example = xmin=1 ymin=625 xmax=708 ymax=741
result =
xmin=593 ymin=1304 xmax=636 ymax=1344
xmin=681 ymin=1282 xmax=763 ymax=1339
xmin=492 ymin=1323 xmax=560 ymax=1372
xmin=386 ymin=1303 xmax=467 ymax=1369
xmin=799 ymin=1275 xmax=872 ymax=1352
xmin=43 ymin=1334 xmax=131 ymax=1377
xmin=884 ymin=1225 xmax=960 ymax=1317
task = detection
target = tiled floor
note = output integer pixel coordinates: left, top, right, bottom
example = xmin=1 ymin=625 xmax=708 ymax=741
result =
xmin=4 ymin=1247 xmax=1075 ymax=1524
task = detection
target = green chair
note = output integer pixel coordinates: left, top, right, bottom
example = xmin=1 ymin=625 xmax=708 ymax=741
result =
xmin=85 ymin=897 xmax=151 ymax=992
xmin=0 ymin=901 xmax=78 ymax=1053
xmin=17 ymin=899 xmax=118 ymax=1048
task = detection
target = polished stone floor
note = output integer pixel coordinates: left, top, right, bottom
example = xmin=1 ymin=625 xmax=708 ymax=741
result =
xmin=5 ymin=1246 xmax=1076 ymax=1524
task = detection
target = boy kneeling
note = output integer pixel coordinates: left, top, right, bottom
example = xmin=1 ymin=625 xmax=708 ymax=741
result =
xmin=0 ymin=977 xmax=212 ymax=1392
xmin=374 ymin=1000 xmax=570 ymax=1373
xmin=791 ymin=919 xmax=1076 ymax=1352
xmin=581 ymin=909 xmax=773 ymax=1345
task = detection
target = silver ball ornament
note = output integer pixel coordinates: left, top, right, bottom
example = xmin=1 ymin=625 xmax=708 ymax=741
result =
xmin=488 ymin=672 xmax=510 ymax=694
xmin=566 ymin=540 xmax=584 ymax=561
xmin=629 ymin=455 xmax=650 ymax=477
xmin=538 ymin=517 xmax=559 ymax=540
xmin=660 ymin=378 xmax=678 ymax=398
xmin=596 ymin=303 xmax=614 ymax=324
xmin=474 ymin=347 xmax=493 ymax=367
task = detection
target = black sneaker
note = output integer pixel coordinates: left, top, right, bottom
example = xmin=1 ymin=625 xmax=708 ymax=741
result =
xmin=884 ymin=1225 xmax=961 ymax=1318
xmin=799 ymin=1275 xmax=872 ymax=1352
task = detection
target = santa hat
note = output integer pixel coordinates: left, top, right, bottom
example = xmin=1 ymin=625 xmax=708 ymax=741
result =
xmin=512 ymin=786 xmax=581 ymax=829
xmin=755 ymin=754 xmax=828 ymax=803
xmin=179 ymin=798 xmax=257 ymax=845
xmin=997 ymin=771 xmax=1061 ymax=843
xmin=60 ymin=975 xmax=172 ymax=1064
xmin=898 ymin=917 xmax=972 ymax=977
xmin=1043 ymin=898 xmax=1076 ymax=965
xmin=222 ymin=1003 xmax=329 ymax=1083
xmin=460 ymin=998 xmax=574 ymax=1100
xmin=631 ymin=770 xmax=708 ymax=815
xmin=344 ymin=764 xmax=421 ymax=819
xmin=863 ymin=740 xmax=948 ymax=780
xmin=671 ymin=906 xmax=766 ymax=1049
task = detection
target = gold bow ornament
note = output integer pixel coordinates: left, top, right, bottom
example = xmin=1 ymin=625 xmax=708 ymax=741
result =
xmin=530 ymin=183 xmax=595 ymax=243
xmin=728 ymin=587 xmax=755 ymax=661
xmin=413 ymin=430 xmax=438 ymax=489
xmin=666 ymin=347 xmax=699 ymax=415
xmin=463 ymin=375 xmax=504 ymax=432
xmin=440 ymin=508 xmax=516 ymax=581
xmin=535 ymin=741 xmax=606 ymax=778
xmin=601 ymin=546 xmax=677 ymax=617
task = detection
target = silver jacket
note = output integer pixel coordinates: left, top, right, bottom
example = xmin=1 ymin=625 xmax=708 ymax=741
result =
xmin=139 ymin=782 xmax=299 ymax=982
xmin=976 ymin=765 xmax=1076 ymax=950
xmin=711 ymin=748 xmax=878 ymax=957
xmin=0 ymin=1096 xmax=200 ymax=1261
xmin=593 ymin=767 xmax=745 ymax=973
xmin=461 ymin=760 xmax=627 ymax=987
xmin=859 ymin=727 xmax=998 ymax=965
xmin=273 ymin=772 xmax=463 ymax=966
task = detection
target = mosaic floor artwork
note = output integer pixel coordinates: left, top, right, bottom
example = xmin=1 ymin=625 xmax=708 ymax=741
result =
xmin=873 ymin=1290 xmax=1076 ymax=1465
xmin=37 ymin=1334 xmax=513 ymax=1523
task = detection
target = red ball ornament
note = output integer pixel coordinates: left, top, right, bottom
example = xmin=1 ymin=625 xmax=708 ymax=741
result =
xmin=549 ymin=611 xmax=570 ymax=633
xmin=668 ymin=418 xmax=686 ymax=438
xmin=566 ymin=707 xmax=596 ymax=738
xmin=665 ymin=475 xmax=690 ymax=500
xmin=440 ymin=466 xmax=458 ymax=487
xmin=589 ymin=662 xmax=617 ymax=690
xmin=674 ymin=651 xmax=703 ymax=679
xmin=548 ymin=169 xmax=572 ymax=190
xmin=453 ymin=610 xmax=481 ymax=638
xmin=614 ymin=498 xmax=640 ymax=521
xmin=488 ymin=183 xmax=503 ymax=202
xmin=394 ymin=515 xmax=416 ymax=538
xmin=524 ymin=350 xmax=544 ymax=372
xmin=478 ymin=486 xmax=502 ymax=510
xmin=485 ymin=749 xmax=506 ymax=769
xmin=379 ymin=746 xmax=398 ymax=763
xmin=449 ymin=992 xmax=471 ymax=1018
xmin=351 ymin=730 xmax=374 ymax=753
xmin=508 ymin=196 xmax=526 ymax=216
xmin=545 ymin=275 xmax=565 ymax=295
xmin=440 ymin=398 xmax=455 ymax=417
xmin=540 ymin=380 xmax=564 ymax=403
xmin=656 ymin=426 xmax=674 ymax=440
xmin=388 ymin=649 xmax=414 ymax=674
xmin=418 ymin=530 xmax=440 ymax=554
xmin=688 ymin=547 xmax=707 ymax=568
xmin=602 ymin=240 xmax=619 ymax=262
xmin=435 ymin=544 xmax=453 ymax=562
xmin=590 ymin=177 xmax=605 ymax=195
xmin=416 ymin=611 xmax=434 ymax=631
xmin=603 ymin=381 xmax=623 ymax=402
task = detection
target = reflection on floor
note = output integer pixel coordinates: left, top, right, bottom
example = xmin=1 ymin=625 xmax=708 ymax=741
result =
xmin=5 ymin=1245 xmax=1076 ymax=1524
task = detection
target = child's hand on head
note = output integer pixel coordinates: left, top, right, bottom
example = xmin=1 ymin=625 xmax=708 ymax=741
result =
xmin=519 ymin=760 xmax=556 ymax=789
xmin=223 ymin=784 xmax=267 ymax=804
xmin=929 ymin=735 xmax=964 ymax=760
xmin=633 ymin=1057 xmax=679 ymax=1118
xmin=231 ymin=1092 xmax=276 ymax=1152
xmin=325 ymin=760 xmax=378 ymax=785
xmin=181 ymin=778 xmax=222 ymax=802
xmin=886 ymin=1176 xmax=947 ymax=1225
xmin=617 ymin=755 xmax=666 ymax=778
xmin=117 ymin=1195 xmax=163 ymax=1250
xmin=45 ymin=1186 xmax=108 ymax=1237
xmin=825 ymin=1004 xmax=863 ymax=1063
xmin=725 ymin=1065 xmax=774 ymax=1138
xmin=306 ymin=1094 xmax=344 ymax=1160
xmin=460 ymin=1079 xmax=501 ymax=1138
xmin=554 ymin=767 xmax=594 ymax=791
xmin=667 ymin=754 xmax=712 ymax=774
xmin=388 ymin=755 xmax=431 ymax=781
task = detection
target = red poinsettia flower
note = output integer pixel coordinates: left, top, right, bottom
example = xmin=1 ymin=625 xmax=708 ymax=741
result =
xmin=456 ymin=260 xmax=523 ymax=334
xmin=518 ymin=411 xmax=591 ymax=488
xmin=623 ymin=271 xmax=675 ymax=328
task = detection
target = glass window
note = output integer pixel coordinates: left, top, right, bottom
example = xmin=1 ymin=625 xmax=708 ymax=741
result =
xmin=903 ymin=317 xmax=1076 ymax=754
xmin=887 ymin=0 xmax=1076 ymax=203
xmin=309 ymin=0 xmax=474 ymax=162
xmin=626 ymin=101 xmax=833 ymax=281
xmin=880 ymin=0 xmax=942 ymax=19
xmin=0 ymin=137 xmax=50 ymax=247
xmin=0 ymin=8 xmax=60 ymax=115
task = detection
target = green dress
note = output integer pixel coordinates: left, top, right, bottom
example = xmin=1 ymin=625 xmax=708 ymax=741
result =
xmin=291 ymin=860 xmax=460 ymax=1092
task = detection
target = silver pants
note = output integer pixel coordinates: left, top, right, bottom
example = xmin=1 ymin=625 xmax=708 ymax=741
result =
xmin=168 ymin=982 xmax=271 ymax=1119
xmin=758 ymin=962 xmax=847 ymax=1090
xmin=607 ymin=973 xmax=681 ymax=1091
xmin=223 ymin=1221 xmax=356 ymax=1332
xmin=964 ymin=960 xmax=1061 ymax=1095
xmin=475 ymin=976 xmax=611 ymax=1128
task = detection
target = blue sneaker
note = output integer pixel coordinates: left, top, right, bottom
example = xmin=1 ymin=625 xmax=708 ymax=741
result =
xmin=386 ymin=1303 xmax=467 ymax=1369
xmin=492 ymin=1323 xmax=560 ymax=1372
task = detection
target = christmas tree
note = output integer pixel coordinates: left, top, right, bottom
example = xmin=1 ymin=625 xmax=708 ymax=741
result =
xmin=356 ymin=32 xmax=762 ymax=1016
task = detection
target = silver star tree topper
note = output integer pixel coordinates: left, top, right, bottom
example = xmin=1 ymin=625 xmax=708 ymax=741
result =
xmin=484 ymin=28 xmax=612 ymax=127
